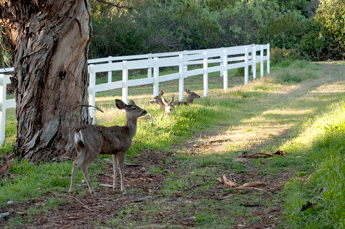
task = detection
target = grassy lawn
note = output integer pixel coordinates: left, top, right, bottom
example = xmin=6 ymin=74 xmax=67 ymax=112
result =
xmin=1 ymin=60 xmax=345 ymax=228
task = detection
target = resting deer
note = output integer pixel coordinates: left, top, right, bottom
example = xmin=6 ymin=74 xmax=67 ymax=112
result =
xmin=162 ymin=95 xmax=174 ymax=115
xmin=150 ymin=90 xmax=175 ymax=115
xmin=150 ymin=90 xmax=165 ymax=109
xmin=174 ymin=89 xmax=200 ymax=105
xmin=69 ymin=99 xmax=147 ymax=195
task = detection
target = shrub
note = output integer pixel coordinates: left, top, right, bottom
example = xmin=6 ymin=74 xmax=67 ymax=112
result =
xmin=270 ymin=47 xmax=301 ymax=65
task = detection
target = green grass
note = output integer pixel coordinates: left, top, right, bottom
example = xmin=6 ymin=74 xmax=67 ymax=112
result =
xmin=1 ymin=60 xmax=345 ymax=228
xmin=278 ymin=101 xmax=345 ymax=228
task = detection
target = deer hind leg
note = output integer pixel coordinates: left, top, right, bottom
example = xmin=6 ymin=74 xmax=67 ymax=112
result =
xmin=69 ymin=149 xmax=86 ymax=194
xmin=80 ymin=153 xmax=99 ymax=195
xmin=117 ymin=152 xmax=127 ymax=194
xmin=112 ymin=154 xmax=117 ymax=190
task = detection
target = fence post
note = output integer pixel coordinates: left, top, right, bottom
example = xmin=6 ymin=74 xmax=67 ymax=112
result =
xmin=183 ymin=51 xmax=188 ymax=78
xmin=222 ymin=49 xmax=228 ymax=90
xmin=203 ymin=52 xmax=208 ymax=97
xmin=252 ymin=44 xmax=257 ymax=80
xmin=179 ymin=54 xmax=185 ymax=101
xmin=122 ymin=61 xmax=128 ymax=104
xmin=153 ymin=57 xmax=159 ymax=96
xmin=260 ymin=45 xmax=264 ymax=78
xmin=220 ymin=47 xmax=224 ymax=78
xmin=108 ymin=56 xmax=112 ymax=83
xmin=88 ymin=65 xmax=96 ymax=124
xmin=267 ymin=44 xmax=270 ymax=75
xmin=0 ymin=74 xmax=6 ymax=146
xmin=244 ymin=48 xmax=249 ymax=85
xmin=148 ymin=54 xmax=152 ymax=79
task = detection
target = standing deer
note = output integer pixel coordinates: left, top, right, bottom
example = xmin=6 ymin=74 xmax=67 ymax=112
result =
xmin=150 ymin=90 xmax=175 ymax=115
xmin=174 ymin=89 xmax=200 ymax=105
xmin=69 ymin=99 xmax=147 ymax=195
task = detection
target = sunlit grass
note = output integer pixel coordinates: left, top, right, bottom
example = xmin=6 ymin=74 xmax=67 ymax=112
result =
xmin=279 ymin=101 xmax=345 ymax=228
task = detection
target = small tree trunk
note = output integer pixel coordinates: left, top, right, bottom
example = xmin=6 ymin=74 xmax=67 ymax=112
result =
xmin=0 ymin=1 xmax=92 ymax=162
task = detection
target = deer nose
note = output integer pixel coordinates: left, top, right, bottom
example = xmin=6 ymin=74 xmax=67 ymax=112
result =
xmin=142 ymin=110 xmax=147 ymax=115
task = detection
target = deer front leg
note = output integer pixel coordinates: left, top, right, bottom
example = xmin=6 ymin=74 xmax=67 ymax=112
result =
xmin=117 ymin=152 xmax=127 ymax=195
xmin=69 ymin=150 xmax=86 ymax=194
xmin=112 ymin=154 xmax=117 ymax=190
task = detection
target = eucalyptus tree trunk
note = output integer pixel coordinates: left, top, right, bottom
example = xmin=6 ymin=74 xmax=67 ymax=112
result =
xmin=0 ymin=0 xmax=92 ymax=162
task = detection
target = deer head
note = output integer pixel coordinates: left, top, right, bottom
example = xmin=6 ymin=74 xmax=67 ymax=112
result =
xmin=185 ymin=89 xmax=200 ymax=104
xmin=162 ymin=95 xmax=175 ymax=115
xmin=150 ymin=90 xmax=165 ymax=109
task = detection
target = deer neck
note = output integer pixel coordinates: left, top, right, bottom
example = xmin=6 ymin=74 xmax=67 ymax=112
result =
xmin=185 ymin=96 xmax=193 ymax=104
xmin=125 ymin=115 xmax=138 ymax=140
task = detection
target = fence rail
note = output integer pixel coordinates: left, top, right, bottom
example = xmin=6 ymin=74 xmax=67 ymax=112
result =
xmin=0 ymin=44 xmax=270 ymax=146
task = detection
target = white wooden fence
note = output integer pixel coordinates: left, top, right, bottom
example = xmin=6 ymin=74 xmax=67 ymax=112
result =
xmin=0 ymin=44 xmax=270 ymax=146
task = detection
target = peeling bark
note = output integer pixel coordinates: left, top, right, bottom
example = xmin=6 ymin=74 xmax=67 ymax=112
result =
xmin=0 ymin=0 xmax=92 ymax=162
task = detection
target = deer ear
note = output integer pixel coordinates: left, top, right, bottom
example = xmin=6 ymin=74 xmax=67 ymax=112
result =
xmin=170 ymin=95 xmax=175 ymax=104
xmin=159 ymin=90 xmax=164 ymax=96
xmin=128 ymin=100 xmax=135 ymax=105
xmin=162 ymin=97 xmax=168 ymax=106
xmin=115 ymin=99 xmax=126 ymax=110
xmin=186 ymin=89 xmax=191 ymax=94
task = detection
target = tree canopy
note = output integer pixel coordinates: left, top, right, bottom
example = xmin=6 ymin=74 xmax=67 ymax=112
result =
xmin=2 ymin=0 xmax=344 ymax=65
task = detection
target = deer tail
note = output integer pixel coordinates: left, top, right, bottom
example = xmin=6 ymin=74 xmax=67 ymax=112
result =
xmin=74 ymin=131 xmax=84 ymax=148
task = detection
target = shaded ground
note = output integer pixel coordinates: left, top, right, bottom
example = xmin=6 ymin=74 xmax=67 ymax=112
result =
xmin=0 ymin=144 xmax=288 ymax=229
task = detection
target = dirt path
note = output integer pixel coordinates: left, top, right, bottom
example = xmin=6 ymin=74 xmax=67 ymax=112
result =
xmin=1 ymin=64 xmax=345 ymax=228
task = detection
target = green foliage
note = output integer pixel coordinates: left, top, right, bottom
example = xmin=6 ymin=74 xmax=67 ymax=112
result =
xmin=89 ymin=12 xmax=147 ymax=58
xmin=87 ymin=0 xmax=336 ymax=61
xmin=0 ymin=160 xmax=71 ymax=204
xmin=1 ymin=0 xmax=344 ymax=62
xmin=282 ymin=102 xmax=345 ymax=228
xmin=259 ymin=12 xmax=312 ymax=50
xmin=219 ymin=0 xmax=282 ymax=46
xmin=315 ymin=0 xmax=345 ymax=53
xmin=129 ymin=104 xmax=222 ymax=155
xmin=270 ymin=47 xmax=301 ymax=65
xmin=271 ymin=59 xmax=322 ymax=84
xmin=0 ymin=26 xmax=12 ymax=68
xmin=0 ymin=157 xmax=108 ymax=205
xmin=276 ymin=0 xmax=319 ymax=18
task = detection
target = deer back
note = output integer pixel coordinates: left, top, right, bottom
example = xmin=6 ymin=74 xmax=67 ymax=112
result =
xmin=75 ymin=125 xmax=133 ymax=155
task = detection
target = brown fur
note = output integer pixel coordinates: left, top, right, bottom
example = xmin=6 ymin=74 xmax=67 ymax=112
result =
xmin=174 ymin=89 xmax=200 ymax=106
xmin=69 ymin=99 xmax=147 ymax=195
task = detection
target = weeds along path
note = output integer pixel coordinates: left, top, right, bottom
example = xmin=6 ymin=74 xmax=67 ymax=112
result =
xmin=169 ymin=63 xmax=345 ymax=228
xmin=2 ymin=62 xmax=345 ymax=228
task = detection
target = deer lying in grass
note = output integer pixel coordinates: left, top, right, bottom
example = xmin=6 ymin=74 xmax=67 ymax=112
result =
xmin=150 ymin=90 xmax=165 ymax=109
xmin=162 ymin=95 xmax=174 ymax=115
xmin=174 ymin=89 xmax=200 ymax=106
xmin=69 ymin=99 xmax=147 ymax=195
xmin=150 ymin=90 xmax=175 ymax=115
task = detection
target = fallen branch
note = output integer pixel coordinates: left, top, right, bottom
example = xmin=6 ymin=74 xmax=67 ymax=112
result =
xmin=238 ymin=150 xmax=288 ymax=158
xmin=216 ymin=175 xmax=266 ymax=191
xmin=216 ymin=175 xmax=239 ymax=188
